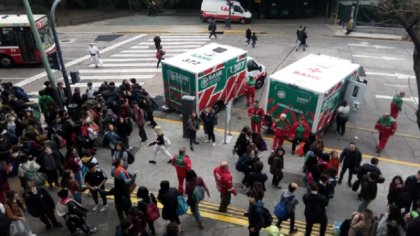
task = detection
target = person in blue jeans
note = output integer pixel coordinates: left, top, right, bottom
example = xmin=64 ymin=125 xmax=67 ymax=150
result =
xmin=185 ymin=170 xmax=210 ymax=229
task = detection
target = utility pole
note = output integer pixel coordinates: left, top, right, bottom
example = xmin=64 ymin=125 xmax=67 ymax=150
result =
xmin=21 ymin=0 xmax=63 ymax=109
xmin=225 ymin=0 xmax=232 ymax=29
xmin=50 ymin=0 xmax=72 ymax=99
xmin=353 ymin=0 xmax=360 ymax=31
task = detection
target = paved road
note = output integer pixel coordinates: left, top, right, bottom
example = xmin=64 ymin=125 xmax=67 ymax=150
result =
xmin=1 ymin=14 xmax=419 ymax=236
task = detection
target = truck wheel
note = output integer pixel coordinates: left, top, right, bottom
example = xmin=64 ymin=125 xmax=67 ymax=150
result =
xmin=0 ymin=55 xmax=15 ymax=68
xmin=240 ymin=18 xmax=246 ymax=24
xmin=213 ymin=101 xmax=225 ymax=114
xmin=255 ymin=79 xmax=264 ymax=89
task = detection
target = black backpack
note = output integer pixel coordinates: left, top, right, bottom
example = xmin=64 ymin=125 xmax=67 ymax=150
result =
xmin=261 ymin=207 xmax=273 ymax=228
xmin=127 ymin=151 xmax=135 ymax=165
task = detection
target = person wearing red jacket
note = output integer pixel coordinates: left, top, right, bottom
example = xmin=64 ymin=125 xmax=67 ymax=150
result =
xmin=213 ymin=161 xmax=237 ymax=213
xmin=171 ymin=147 xmax=192 ymax=194
xmin=248 ymin=101 xmax=265 ymax=134
xmin=290 ymin=116 xmax=311 ymax=155
xmin=390 ymin=91 xmax=405 ymax=119
xmin=244 ymin=76 xmax=256 ymax=107
xmin=271 ymin=113 xmax=291 ymax=151
xmin=374 ymin=113 xmax=397 ymax=153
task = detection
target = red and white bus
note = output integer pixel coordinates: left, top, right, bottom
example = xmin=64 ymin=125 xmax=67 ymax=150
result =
xmin=0 ymin=14 xmax=55 ymax=67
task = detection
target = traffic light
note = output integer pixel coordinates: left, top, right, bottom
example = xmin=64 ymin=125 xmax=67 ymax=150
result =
xmin=47 ymin=52 xmax=60 ymax=70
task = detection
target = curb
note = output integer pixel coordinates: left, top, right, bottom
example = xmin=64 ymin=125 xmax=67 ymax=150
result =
xmin=334 ymin=34 xmax=404 ymax=41
xmin=116 ymin=30 xmax=268 ymax=35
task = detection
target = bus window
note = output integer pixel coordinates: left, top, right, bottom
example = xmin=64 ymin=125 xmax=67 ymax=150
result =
xmin=0 ymin=28 xmax=17 ymax=46
xmin=38 ymin=27 xmax=54 ymax=49
xmin=352 ymin=86 xmax=359 ymax=97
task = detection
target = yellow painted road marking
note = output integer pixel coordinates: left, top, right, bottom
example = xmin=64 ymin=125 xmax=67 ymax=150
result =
xmin=154 ymin=117 xmax=420 ymax=168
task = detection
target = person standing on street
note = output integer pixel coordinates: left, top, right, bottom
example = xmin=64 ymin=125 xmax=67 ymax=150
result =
xmin=245 ymin=28 xmax=252 ymax=45
xmin=251 ymin=32 xmax=257 ymax=48
xmin=296 ymin=27 xmax=307 ymax=51
xmin=131 ymin=101 xmax=148 ymax=143
xmin=244 ymin=76 xmax=256 ymax=107
xmin=209 ymin=19 xmax=217 ymax=38
xmin=186 ymin=112 xmax=200 ymax=151
xmin=158 ymin=181 xmax=181 ymax=229
xmin=148 ymin=0 xmax=157 ymax=17
xmin=374 ymin=113 xmax=397 ymax=153
xmin=153 ymin=35 xmax=161 ymax=50
xmin=290 ymin=116 xmax=310 ymax=155
xmin=88 ymin=43 xmax=101 ymax=68
xmin=390 ymin=91 xmax=405 ymax=119
xmin=303 ymin=183 xmax=328 ymax=236
xmin=247 ymin=190 xmax=265 ymax=236
xmin=268 ymin=147 xmax=285 ymax=188
xmin=336 ymin=100 xmax=350 ymax=135
xmin=201 ymin=107 xmax=217 ymax=146
xmin=248 ymin=101 xmax=265 ymax=134
xmin=156 ymin=46 xmax=165 ymax=68
xmin=148 ymin=126 xmax=173 ymax=164
xmin=171 ymin=147 xmax=192 ymax=194
xmin=275 ymin=183 xmax=299 ymax=234
xmin=84 ymin=163 xmax=108 ymax=212
xmin=358 ymin=172 xmax=385 ymax=212
xmin=271 ymin=113 xmax=290 ymax=151
xmin=214 ymin=161 xmax=237 ymax=213
xmin=346 ymin=18 xmax=354 ymax=35
xmin=405 ymin=170 xmax=420 ymax=211
xmin=295 ymin=25 xmax=303 ymax=44
xmin=185 ymin=170 xmax=210 ymax=229
xmin=338 ymin=142 xmax=362 ymax=187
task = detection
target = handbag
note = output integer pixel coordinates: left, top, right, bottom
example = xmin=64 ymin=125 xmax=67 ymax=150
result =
xmin=295 ymin=141 xmax=305 ymax=157
xmin=146 ymin=198 xmax=160 ymax=221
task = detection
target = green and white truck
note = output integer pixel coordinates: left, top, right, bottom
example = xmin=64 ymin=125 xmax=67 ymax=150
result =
xmin=162 ymin=43 xmax=266 ymax=113
xmin=264 ymin=54 xmax=366 ymax=134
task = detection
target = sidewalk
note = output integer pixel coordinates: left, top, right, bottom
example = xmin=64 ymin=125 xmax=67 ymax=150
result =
xmin=326 ymin=24 xmax=404 ymax=41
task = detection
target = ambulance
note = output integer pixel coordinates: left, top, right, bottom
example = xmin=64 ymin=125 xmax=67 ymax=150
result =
xmin=162 ymin=43 xmax=266 ymax=113
xmin=200 ymin=0 xmax=252 ymax=24
xmin=264 ymin=54 xmax=366 ymax=134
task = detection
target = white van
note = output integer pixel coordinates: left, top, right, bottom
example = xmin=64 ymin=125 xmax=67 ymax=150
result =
xmin=200 ymin=0 xmax=252 ymax=24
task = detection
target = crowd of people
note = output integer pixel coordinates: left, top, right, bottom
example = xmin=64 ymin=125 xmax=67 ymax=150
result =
xmin=0 ymin=76 xmax=418 ymax=236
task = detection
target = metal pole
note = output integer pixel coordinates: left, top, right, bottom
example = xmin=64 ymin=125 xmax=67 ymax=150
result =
xmin=353 ymin=0 xmax=360 ymax=31
xmin=324 ymin=1 xmax=330 ymax=23
xmin=21 ymin=0 xmax=63 ymax=109
xmin=50 ymin=0 xmax=72 ymax=100
xmin=226 ymin=0 xmax=231 ymax=29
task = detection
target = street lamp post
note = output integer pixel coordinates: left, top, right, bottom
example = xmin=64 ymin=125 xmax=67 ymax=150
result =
xmin=225 ymin=0 xmax=232 ymax=29
xmin=21 ymin=0 xmax=63 ymax=109
xmin=50 ymin=0 xmax=72 ymax=99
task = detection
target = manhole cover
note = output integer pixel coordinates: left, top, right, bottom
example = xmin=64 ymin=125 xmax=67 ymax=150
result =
xmin=94 ymin=34 xmax=123 ymax=42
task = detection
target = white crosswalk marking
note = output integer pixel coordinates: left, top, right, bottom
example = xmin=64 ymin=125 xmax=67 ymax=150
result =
xmin=70 ymin=34 xmax=208 ymax=90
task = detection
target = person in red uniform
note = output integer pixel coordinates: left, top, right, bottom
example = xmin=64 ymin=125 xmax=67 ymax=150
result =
xmin=171 ymin=147 xmax=192 ymax=194
xmin=374 ymin=113 xmax=397 ymax=153
xmin=244 ymin=76 xmax=256 ymax=107
xmin=213 ymin=161 xmax=237 ymax=213
xmin=271 ymin=113 xmax=291 ymax=151
xmin=390 ymin=91 xmax=405 ymax=119
xmin=248 ymin=101 xmax=265 ymax=134
xmin=290 ymin=116 xmax=311 ymax=155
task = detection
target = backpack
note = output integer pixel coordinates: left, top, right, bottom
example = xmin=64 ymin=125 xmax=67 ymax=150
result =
xmin=127 ymin=151 xmax=135 ymax=165
xmin=274 ymin=201 xmax=287 ymax=219
xmin=12 ymin=86 xmax=29 ymax=100
xmin=146 ymin=200 xmax=160 ymax=221
xmin=21 ymin=163 xmax=45 ymax=186
xmin=101 ymin=132 xmax=111 ymax=147
xmin=193 ymin=185 xmax=205 ymax=202
xmin=236 ymin=155 xmax=249 ymax=172
xmin=176 ymin=195 xmax=188 ymax=216
xmin=261 ymin=206 xmax=273 ymax=228
xmin=208 ymin=25 xmax=212 ymax=31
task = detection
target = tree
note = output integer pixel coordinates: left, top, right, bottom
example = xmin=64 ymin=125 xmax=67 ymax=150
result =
xmin=377 ymin=0 xmax=420 ymax=130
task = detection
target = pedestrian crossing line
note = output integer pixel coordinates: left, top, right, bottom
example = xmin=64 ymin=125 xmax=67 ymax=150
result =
xmin=78 ymin=68 xmax=161 ymax=73
xmin=88 ymin=63 xmax=157 ymax=68
xmin=157 ymin=35 xmax=211 ymax=38
xmin=132 ymin=45 xmax=202 ymax=49
xmin=62 ymin=75 xmax=154 ymax=80
xmin=139 ymin=42 xmax=205 ymax=45
xmin=101 ymin=58 xmax=158 ymax=62
xmin=147 ymin=38 xmax=210 ymax=42
xmin=111 ymin=53 xmax=175 ymax=58
xmin=121 ymin=49 xmax=189 ymax=53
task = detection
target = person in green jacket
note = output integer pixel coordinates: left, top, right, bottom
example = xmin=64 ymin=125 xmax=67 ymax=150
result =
xmin=390 ymin=91 xmax=405 ymax=119
xmin=38 ymin=90 xmax=55 ymax=114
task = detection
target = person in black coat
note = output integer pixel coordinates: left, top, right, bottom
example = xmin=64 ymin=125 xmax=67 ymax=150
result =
xmin=247 ymin=190 xmax=264 ymax=236
xmin=115 ymin=116 xmax=133 ymax=149
xmin=200 ymin=107 xmax=217 ymax=146
xmin=245 ymin=160 xmax=268 ymax=191
xmin=234 ymin=126 xmax=252 ymax=157
xmin=303 ymin=183 xmax=328 ymax=236
xmin=405 ymin=170 xmax=420 ymax=211
xmin=153 ymin=36 xmax=161 ymax=50
xmin=23 ymin=180 xmax=63 ymax=229
xmin=338 ymin=142 xmax=362 ymax=187
xmin=245 ymin=28 xmax=252 ymax=45
xmin=137 ymin=186 xmax=158 ymax=235
xmin=158 ymin=181 xmax=180 ymax=227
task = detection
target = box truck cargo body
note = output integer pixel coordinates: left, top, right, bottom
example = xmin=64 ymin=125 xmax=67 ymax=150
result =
xmin=162 ymin=43 xmax=266 ymax=113
xmin=265 ymin=54 xmax=366 ymax=134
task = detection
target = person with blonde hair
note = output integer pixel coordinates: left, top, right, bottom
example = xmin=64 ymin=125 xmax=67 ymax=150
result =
xmin=148 ymin=126 xmax=172 ymax=164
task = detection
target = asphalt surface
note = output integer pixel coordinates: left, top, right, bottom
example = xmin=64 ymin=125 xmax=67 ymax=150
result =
xmin=1 ymin=14 xmax=419 ymax=236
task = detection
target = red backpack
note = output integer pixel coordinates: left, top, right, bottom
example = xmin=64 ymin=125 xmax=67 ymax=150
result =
xmin=146 ymin=195 xmax=160 ymax=221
